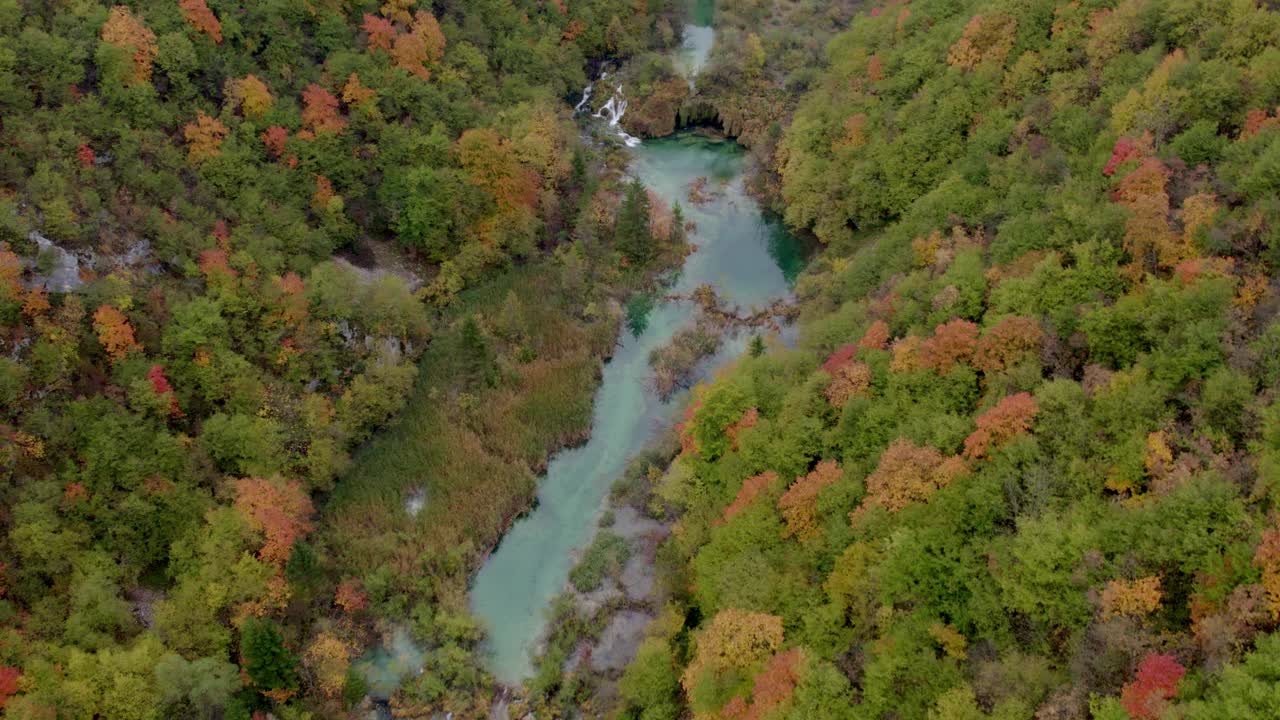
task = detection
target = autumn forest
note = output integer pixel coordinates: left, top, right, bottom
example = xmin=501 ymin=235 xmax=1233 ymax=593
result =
xmin=4 ymin=0 xmax=1280 ymax=719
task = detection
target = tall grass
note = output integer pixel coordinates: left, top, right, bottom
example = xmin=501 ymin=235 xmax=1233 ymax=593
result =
xmin=320 ymin=261 xmax=621 ymax=609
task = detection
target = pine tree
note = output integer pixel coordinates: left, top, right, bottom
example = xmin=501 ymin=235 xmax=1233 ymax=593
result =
xmin=240 ymin=618 xmax=299 ymax=695
xmin=459 ymin=316 xmax=495 ymax=389
xmin=749 ymin=334 xmax=766 ymax=358
xmin=670 ymin=201 xmax=687 ymax=244
xmin=616 ymin=178 xmax=654 ymax=264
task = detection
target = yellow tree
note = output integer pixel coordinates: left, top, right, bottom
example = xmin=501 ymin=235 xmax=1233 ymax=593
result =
xmin=682 ymin=609 xmax=784 ymax=696
xmin=947 ymin=14 xmax=1017 ymax=71
xmin=227 ymin=75 xmax=273 ymax=118
xmin=302 ymin=632 xmax=353 ymax=698
xmin=1101 ymin=576 xmax=1163 ymax=619
xmin=101 ymin=6 xmax=157 ymax=85
xmin=92 ymin=304 xmax=140 ymax=362
xmin=183 ymin=112 xmax=228 ymax=163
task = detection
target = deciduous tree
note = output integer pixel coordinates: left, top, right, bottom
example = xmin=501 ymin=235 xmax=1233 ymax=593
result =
xmin=947 ymin=14 xmax=1017 ymax=70
xmin=854 ymin=439 xmax=967 ymax=519
xmin=179 ymin=0 xmax=221 ymax=43
xmin=973 ymin=316 xmax=1042 ymax=373
xmin=963 ymin=393 xmax=1038 ymax=459
xmin=234 ymin=477 xmax=314 ymax=567
xmin=301 ymin=84 xmax=345 ymax=136
xmin=392 ymin=11 xmax=446 ymax=80
xmin=1120 ymin=653 xmax=1184 ymax=720
xmin=183 ymin=112 xmax=228 ymax=163
xmin=227 ymin=75 xmax=272 ymax=118
xmin=1101 ymin=576 xmax=1163 ymax=619
xmin=302 ymin=632 xmax=352 ymax=698
xmin=92 ymin=304 xmax=139 ymax=362
xmin=682 ymin=609 xmax=784 ymax=695
xmin=778 ymin=460 xmax=841 ymax=540
xmin=101 ymin=6 xmax=157 ymax=85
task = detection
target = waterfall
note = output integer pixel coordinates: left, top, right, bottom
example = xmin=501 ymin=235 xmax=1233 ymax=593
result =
xmin=575 ymin=74 xmax=642 ymax=148
xmin=573 ymin=83 xmax=593 ymax=113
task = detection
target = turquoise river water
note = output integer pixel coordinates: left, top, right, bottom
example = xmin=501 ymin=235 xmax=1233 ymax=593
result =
xmin=469 ymin=6 xmax=804 ymax=686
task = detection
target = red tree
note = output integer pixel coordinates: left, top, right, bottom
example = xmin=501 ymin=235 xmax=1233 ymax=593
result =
xmin=261 ymin=126 xmax=289 ymax=158
xmin=964 ymin=392 xmax=1038 ymax=459
xmin=1120 ymin=654 xmax=1184 ymax=720
xmin=721 ymin=471 xmax=778 ymax=524
xmin=335 ymin=578 xmax=368 ymax=613
xmin=858 ymin=320 xmax=891 ymax=351
xmin=234 ymin=477 xmax=315 ymax=567
xmin=362 ymin=13 xmax=396 ymax=52
xmin=1104 ymin=137 xmax=1141 ymax=176
xmin=920 ymin=319 xmax=980 ymax=372
xmin=821 ymin=345 xmax=857 ymax=374
xmin=301 ymin=84 xmax=346 ymax=135
xmin=147 ymin=364 xmax=182 ymax=417
xmin=973 ymin=316 xmax=1042 ymax=373
xmin=0 ymin=666 xmax=19 ymax=709
xmin=179 ymin=0 xmax=222 ymax=42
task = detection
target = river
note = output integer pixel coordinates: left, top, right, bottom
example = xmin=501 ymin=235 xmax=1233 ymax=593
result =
xmin=468 ymin=9 xmax=803 ymax=687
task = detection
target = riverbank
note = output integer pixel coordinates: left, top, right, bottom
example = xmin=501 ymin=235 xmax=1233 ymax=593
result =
xmin=468 ymin=130 xmax=801 ymax=694
xmin=318 ymin=137 xmax=693 ymax=715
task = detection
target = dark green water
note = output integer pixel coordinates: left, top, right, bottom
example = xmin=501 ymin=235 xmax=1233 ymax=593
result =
xmin=469 ymin=133 xmax=802 ymax=684
xmin=691 ymin=0 xmax=715 ymax=26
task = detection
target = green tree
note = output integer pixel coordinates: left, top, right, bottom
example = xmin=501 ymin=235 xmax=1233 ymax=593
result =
xmin=619 ymin=638 xmax=681 ymax=720
xmin=616 ymin=178 xmax=654 ymax=264
xmin=458 ymin=316 xmax=496 ymax=389
xmin=155 ymin=654 xmax=241 ymax=719
xmin=239 ymin=618 xmax=299 ymax=697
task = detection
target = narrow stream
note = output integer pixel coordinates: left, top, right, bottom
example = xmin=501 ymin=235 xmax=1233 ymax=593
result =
xmin=469 ymin=8 xmax=803 ymax=687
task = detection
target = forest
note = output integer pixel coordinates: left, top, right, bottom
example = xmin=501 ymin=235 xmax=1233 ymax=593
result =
xmin=604 ymin=0 xmax=1280 ymax=719
xmin=6 ymin=0 xmax=1280 ymax=718
xmin=0 ymin=0 xmax=685 ymax=717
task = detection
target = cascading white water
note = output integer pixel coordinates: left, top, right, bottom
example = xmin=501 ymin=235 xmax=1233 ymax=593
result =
xmin=574 ymin=84 xmax=593 ymax=113
xmin=576 ymin=74 xmax=642 ymax=148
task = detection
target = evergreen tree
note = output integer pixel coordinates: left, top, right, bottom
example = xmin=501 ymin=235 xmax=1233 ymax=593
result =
xmin=749 ymin=334 xmax=766 ymax=358
xmin=239 ymin=618 xmax=298 ymax=695
xmin=671 ymin=201 xmax=687 ymax=244
xmin=616 ymin=178 xmax=654 ymax=264
xmin=459 ymin=315 xmax=495 ymax=389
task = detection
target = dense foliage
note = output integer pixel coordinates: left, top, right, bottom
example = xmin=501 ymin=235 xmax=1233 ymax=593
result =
xmin=0 ymin=0 xmax=685 ymax=716
xmin=614 ymin=0 xmax=1280 ymax=719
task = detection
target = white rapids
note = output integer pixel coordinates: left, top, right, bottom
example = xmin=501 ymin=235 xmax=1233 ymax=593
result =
xmin=576 ymin=75 xmax=642 ymax=148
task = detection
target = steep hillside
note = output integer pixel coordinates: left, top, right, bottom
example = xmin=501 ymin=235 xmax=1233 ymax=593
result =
xmin=614 ymin=1 xmax=1280 ymax=719
xmin=0 ymin=0 xmax=682 ymax=717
